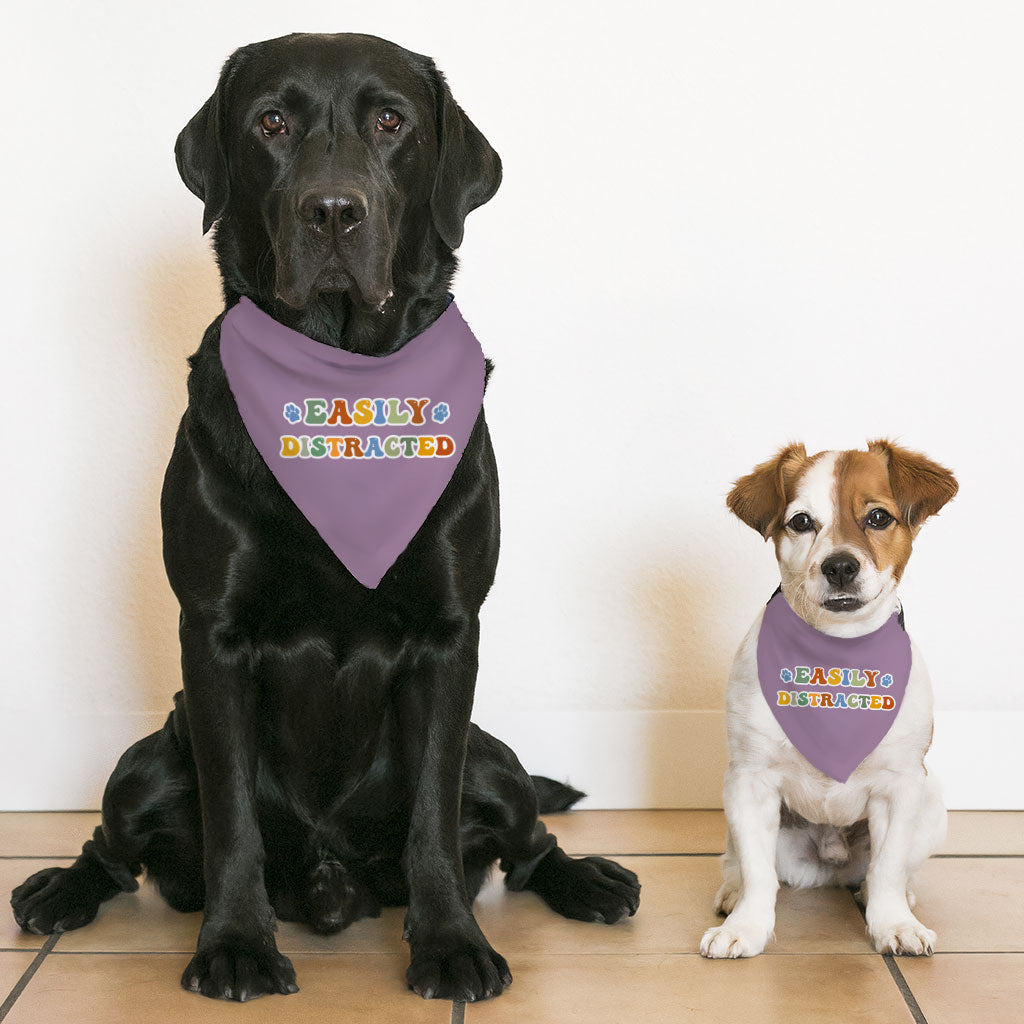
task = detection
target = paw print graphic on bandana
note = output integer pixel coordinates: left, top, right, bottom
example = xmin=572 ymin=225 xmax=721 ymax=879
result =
xmin=780 ymin=668 xmax=793 ymax=683
xmin=283 ymin=403 xmax=302 ymax=424
xmin=880 ymin=674 xmax=894 ymax=688
xmin=431 ymin=402 xmax=451 ymax=423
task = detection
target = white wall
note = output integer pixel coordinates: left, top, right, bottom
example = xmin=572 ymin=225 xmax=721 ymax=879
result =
xmin=3 ymin=1 xmax=1022 ymax=809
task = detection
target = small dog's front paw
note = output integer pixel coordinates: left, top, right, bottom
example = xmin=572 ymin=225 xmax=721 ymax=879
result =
xmin=871 ymin=919 xmax=936 ymax=956
xmin=700 ymin=919 xmax=771 ymax=959
xmin=712 ymin=882 xmax=740 ymax=916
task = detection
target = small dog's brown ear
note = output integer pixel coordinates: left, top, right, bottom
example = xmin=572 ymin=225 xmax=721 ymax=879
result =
xmin=868 ymin=439 xmax=958 ymax=531
xmin=428 ymin=64 xmax=502 ymax=250
xmin=727 ymin=443 xmax=808 ymax=539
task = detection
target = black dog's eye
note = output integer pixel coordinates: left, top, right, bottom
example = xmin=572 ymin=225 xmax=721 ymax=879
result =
xmin=376 ymin=109 xmax=403 ymax=133
xmin=866 ymin=508 xmax=895 ymax=530
xmin=788 ymin=512 xmax=815 ymax=533
xmin=260 ymin=111 xmax=288 ymax=137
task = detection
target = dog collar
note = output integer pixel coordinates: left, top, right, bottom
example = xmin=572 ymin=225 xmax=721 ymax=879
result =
xmin=220 ymin=296 xmax=486 ymax=588
xmin=756 ymin=590 xmax=912 ymax=782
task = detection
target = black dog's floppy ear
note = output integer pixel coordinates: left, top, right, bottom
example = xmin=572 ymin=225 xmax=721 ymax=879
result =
xmin=175 ymin=54 xmax=239 ymax=235
xmin=430 ymin=67 xmax=502 ymax=250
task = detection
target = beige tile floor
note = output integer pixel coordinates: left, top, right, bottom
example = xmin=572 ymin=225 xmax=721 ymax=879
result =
xmin=1 ymin=811 xmax=1021 ymax=1022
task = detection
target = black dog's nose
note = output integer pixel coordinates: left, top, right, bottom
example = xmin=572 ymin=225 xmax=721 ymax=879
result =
xmin=821 ymin=553 xmax=860 ymax=588
xmin=298 ymin=190 xmax=368 ymax=233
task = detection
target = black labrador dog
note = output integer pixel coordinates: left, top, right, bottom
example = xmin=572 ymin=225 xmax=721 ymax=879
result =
xmin=11 ymin=33 xmax=640 ymax=1003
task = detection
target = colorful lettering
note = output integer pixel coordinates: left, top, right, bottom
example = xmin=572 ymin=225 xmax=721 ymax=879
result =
xmin=353 ymin=399 xmax=373 ymax=425
xmin=305 ymin=398 xmax=328 ymax=425
xmin=386 ymin=399 xmax=410 ymax=425
xmin=363 ymin=436 xmax=386 ymax=459
xmin=327 ymin=399 xmax=352 ymax=426
xmin=277 ymin=398 xmax=459 ymax=462
xmin=407 ymin=398 xmax=429 ymax=425
xmin=773 ymin=665 xmax=899 ymax=715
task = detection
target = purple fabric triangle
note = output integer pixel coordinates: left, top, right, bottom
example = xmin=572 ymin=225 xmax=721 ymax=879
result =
xmin=756 ymin=592 xmax=912 ymax=782
xmin=220 ymin=297 xmax=486 ymax=588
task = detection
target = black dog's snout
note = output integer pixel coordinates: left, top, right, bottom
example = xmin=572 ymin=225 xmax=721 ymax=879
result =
xmin=298 ymin=190 xmax=368 ymax=234
xmin=821 ymin=553 xmax=860 ymax=588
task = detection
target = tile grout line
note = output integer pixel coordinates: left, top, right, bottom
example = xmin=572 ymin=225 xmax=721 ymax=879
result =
xmin=0 ymin=933 xmax=59 ymax=1022
xmin=879 ymin=956 xmax=929 ymax=1024
xmin=845 ymin=887 xmax=928 ymax=1024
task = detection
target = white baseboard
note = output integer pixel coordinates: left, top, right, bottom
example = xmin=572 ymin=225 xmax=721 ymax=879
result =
xmin=1 ymin=708 xmax=1020 ymax=810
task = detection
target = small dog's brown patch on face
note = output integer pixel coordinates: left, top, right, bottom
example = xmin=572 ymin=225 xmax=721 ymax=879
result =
xmin=833 ymin=450 xmax=914 ymax=582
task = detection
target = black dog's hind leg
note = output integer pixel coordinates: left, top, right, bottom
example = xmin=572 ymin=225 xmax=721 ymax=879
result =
xmin=11 ymin=702 xmax=203 ymax=934
xmin=460 ymin=725 xmax=641 ymax=924
xmin=11 ymin=827 xmax=138 ymax=935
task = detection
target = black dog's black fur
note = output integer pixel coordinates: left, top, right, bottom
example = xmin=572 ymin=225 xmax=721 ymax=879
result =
xmin=11 ymin=33 xmax=639 ymax=1002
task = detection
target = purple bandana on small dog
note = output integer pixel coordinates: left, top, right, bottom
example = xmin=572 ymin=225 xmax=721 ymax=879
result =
xmin=756 ymin=591 xmax=911 ymax=782
xmin=220 ymin=296 xmax=485 ymax=588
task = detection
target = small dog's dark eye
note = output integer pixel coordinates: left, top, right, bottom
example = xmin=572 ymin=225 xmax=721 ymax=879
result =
xmin=788 ymin=512 xmax=814 ymax=533
xmin=866 ymin=508 xmax=894 ymax=530
xmin=260 ymin=111 xmax=288 ymax=136
xmin=376 ymin=109 xmax=403 ymax=132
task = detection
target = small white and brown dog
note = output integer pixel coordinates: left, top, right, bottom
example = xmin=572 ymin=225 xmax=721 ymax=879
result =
xmin=700 ymin=440 xmax=957 ymax=960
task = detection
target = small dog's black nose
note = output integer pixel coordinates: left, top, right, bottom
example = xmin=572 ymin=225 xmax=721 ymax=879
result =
xmin=821 ymin=553 xmax=860 ymax=588
xmin=298 ymin=190 xmax=368 ymax=234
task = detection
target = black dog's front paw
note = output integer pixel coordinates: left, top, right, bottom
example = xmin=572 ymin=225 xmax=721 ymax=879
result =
xmin=181 ymin=935 xmax=298 ymax=1002
xmin=406 ymin=925 xmax=511 ymax=1002
xmin=527 ymin=850 xmax=641 ymax=924
xmin=12 ymin=866 xmax=106 ymax=935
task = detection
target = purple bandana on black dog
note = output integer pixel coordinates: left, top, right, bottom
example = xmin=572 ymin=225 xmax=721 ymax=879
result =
xmin=756 ymin=591 xmax=912 ymax=782
xmin=220 ymin=296 xmax=486 ymax=588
